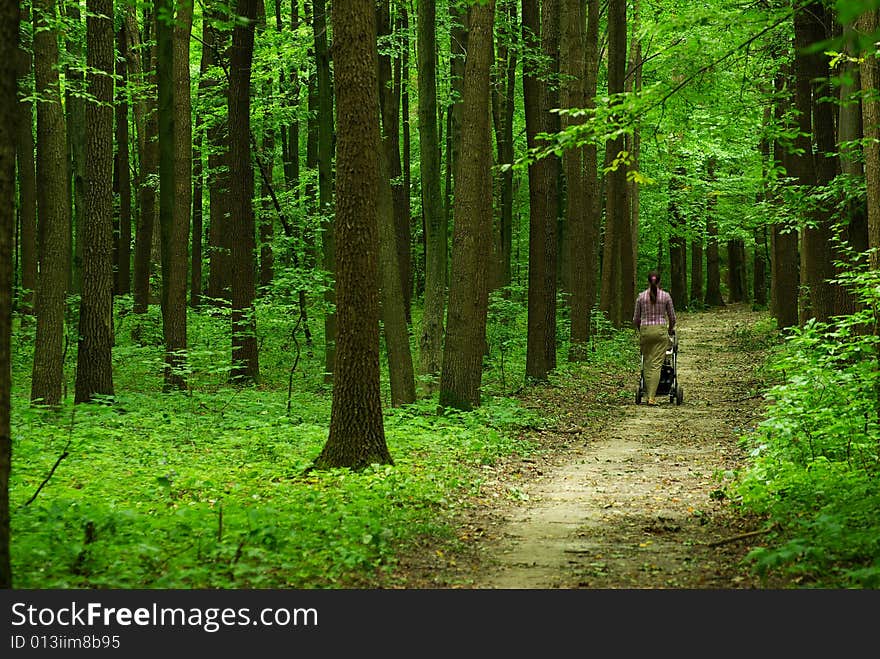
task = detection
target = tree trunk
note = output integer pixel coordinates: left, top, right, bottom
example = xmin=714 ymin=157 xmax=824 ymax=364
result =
xmin=315 ymin=0 xmax=392 ymax=470
xmin=523 ymin=0 xmax=558 ymax=380
xmin=205 ymin=12 xmax=231 ymax=306
xmin=16 ymin=22 xmax=37 ymax=313
xmin=417 ymin=0 xmax=445 ymax=393
xmin=704 ymin=159 xmax=725 ymax=308
xmin=439 ymin=0 xmax=495 ymax=411
xmin=561 ymin=0 xmax=586 ymax=358
xmin=114 ymin=25 xmax=131 ymax=296
xmin=861 ymin=10 xmax=880 ymax=272
xmin=668 ymin=168 xmax=688 ymax=306
xmin=157 ymin=0 xmax=190 ymax=390
xmin=626 ymin=0 xmax=642 ymax=290
xmin=690 ymin=223 xmax=704 ymax=306
xmin=726 ymin=239 xmax=745 ymax=303
xmin=401 ymin=7 xmax=413 ymax=306
xmin=794 ymin=2 xmax=835 ymax=324
xmin=228 ymin=0 xmax=259 ymax=382
xmin=314 ymin=0 xmax=335 ymax=383
xmin=31 ymin=0 xmax=71 ymax=407
xmin=130 ymin=12 xmax=158 ymax=317
xmin=0 ymin=0 xmax=20 ymax=589
xmin=75 ymin=0 xmax=115 ymax=403
xmin=599 ymin=0 xmax=634 ymax=327
xmin=65 ymin=2 xmax=86 ymax=295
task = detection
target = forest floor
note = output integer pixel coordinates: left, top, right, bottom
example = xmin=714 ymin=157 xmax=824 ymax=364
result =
xmin=387 ymin=303 xmax=794 ymax=589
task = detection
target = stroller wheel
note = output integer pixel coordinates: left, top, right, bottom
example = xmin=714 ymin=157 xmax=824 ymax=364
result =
xmin=635 ymin=387 xmax=643 ymax=405
xmin=675 ymin=385 xmax=684 ymax=406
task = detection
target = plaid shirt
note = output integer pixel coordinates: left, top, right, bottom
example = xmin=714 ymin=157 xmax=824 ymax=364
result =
xmin=633 ymin=288 xmax=676 ymax=330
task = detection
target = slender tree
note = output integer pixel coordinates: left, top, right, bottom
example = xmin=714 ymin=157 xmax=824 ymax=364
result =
xmin=417 ymin=0 xmax=445 ymax=392
xmin=114 ymin=24 xmax=131 ymax=295
xmin=314 ymin=0 xmax=335 ymax=383
xmin=74 ymin=0 xmax=115 ymax=403
xmin=314 ymin=0 xmax=392 ymax=469
xmin=704 ymin=159 xmax=725 ymax=308
xmin=31 ymin=0 xmax=71 ymax=407
xmin=0 ymin=0 xmax=20 ymax=589
xmin=440 ymin=0 xmax=495 ymax=410
xmin=16 ymin=11 xmax=37 ymax=314
xmin=599 ymin=0 xmax=634 ymax=327
xmin=668 ymin=167 xmax=688 ymax=306
xmin=860 ymin=9 xmax=880 ymax=272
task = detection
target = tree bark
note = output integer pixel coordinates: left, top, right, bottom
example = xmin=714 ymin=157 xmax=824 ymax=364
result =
xmin=860 ymin=10 xmax=880 ymax=272
xmin=704 ymin=159 xmax=725 ymax=308
xmin=16 ymin=20 xmax=37 ymax=313
xmin=314 ymin=0 xmax=335 ymax=383
xmin=439 ymin=0 xmax=495 ymax=411
xmin=315 ymin=0 xmax=392 ymax=470
xmin=726 ymin=239 xmax=746 ymax=303
xmin=523 ymin=0 xmax=558 ymax=380
xmin=417 ymin=0 xmax=445 ymax=392
xmin=599 ymin=0 xmax=634 ymax=327
xmin=0 ymin=0 xmax=20 ymax=589
xmin=668 ymin=168 xmax=688 ymax=306
xmin=114 ymin=25 xmax=131 ymax=296
xmin=31 ymin=0 xmax=71 ymax=407
xmin=65 ymin=2 xmax=86 ymax=295
xmin=228 ymin=0 xmax=260 ymax=382
xmin=75 ymin=0 xmax=115 ymax=403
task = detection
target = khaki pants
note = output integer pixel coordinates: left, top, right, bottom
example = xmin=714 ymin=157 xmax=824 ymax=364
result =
xmin=639 ymin=324 xmax=668 ymax=400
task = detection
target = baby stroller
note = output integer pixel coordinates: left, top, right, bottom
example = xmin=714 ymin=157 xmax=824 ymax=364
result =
xmin=636 ymin=331 xmax=684 ymax=405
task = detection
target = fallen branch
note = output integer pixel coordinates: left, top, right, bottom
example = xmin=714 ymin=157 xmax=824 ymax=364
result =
xmin=706 ymin=523 xmax=777 ymax=547
xmin=23 ymin=407 xmax=76 ymax=507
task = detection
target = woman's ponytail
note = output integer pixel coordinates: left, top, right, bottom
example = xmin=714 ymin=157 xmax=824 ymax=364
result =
xmin=647 ymin=271 xmax=660 ymax=303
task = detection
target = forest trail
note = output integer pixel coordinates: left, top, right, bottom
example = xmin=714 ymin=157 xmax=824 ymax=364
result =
xmin=400 ymin=303 xmax=780 ymax=589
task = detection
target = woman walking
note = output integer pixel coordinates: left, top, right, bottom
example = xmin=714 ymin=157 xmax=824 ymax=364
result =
xmin=633 ymin=271 xmax=676 ymax=405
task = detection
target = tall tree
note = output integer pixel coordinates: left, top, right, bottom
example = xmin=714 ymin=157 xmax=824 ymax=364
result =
xmin=128 ymin=10 xmax=159 ymax=317
xmin=860 ymin=9 xmax=880 ymax=272
xmin=771 ymin=68 xmax=798 ymax=327
xmin=417 ymin=0 xmax=445 ymax=392
xmin=113 ymin=24 xmax=131 ymax=295
xmin=568 ymin=0 xmax=601 ymax=360
xmin=16 ymin=10 xmax=37 ymax=314
xmin=314 ymin=0 xmax=336 ymax=383
xmin=704 ymin=159 xmax=725 ymax=308
xmin=228 ymin=0 xmax=260 ymax=382
xmin=377 ymin=3 xmax=415 ymax=407
xmin=31 ymin=0 xmax=72 ymax=406
xmin=668 ymin=167 xmax=688 ymax=306
xmin=439 ymin=0 xmax=495 ymax=410
xmin=523 ymin=0 xmax=558 ymax=380
xmin=0 ymin=0 xmax=20 ymax=589
xmin=74 ymin=0 xmax=115 ymax=403
xmin=599 ymin=0 xmax=634 ymax=327
xmin=314 ymin=0 xmax=392 ymax=469
xmin=65 ymin=1 xmax=86 ymax=294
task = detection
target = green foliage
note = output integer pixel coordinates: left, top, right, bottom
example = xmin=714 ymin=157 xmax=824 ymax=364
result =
xmin=731 ymin=266 xmax=880 ymax=587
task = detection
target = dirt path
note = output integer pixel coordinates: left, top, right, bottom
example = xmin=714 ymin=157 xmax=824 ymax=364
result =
xmin=397 ymin=304 xmax=783 ymax=589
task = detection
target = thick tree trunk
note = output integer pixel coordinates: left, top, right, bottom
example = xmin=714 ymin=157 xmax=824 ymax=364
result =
xmin=31 ymin=0 xmax=71 ymax=407
xmin=315 ymin=0 xmax=392 ymax=470
xmin=0 ymin=0 xmax=20 ymax=589
xmin=400 ymin=7 xmax=413 ymax=307
xmin=228 ymin=0 xmax=259 ymax=382
xmin=417 ymin=0 xmax=445 ymax=392
xmin=626 ymin=0 xmax=642 ymax=289
xmin=440 ymin=0 xmax=495 ymax=411
xmin=75 ymin=0 xmax=115 ymax=403
xmin=158 ymin=0 xmax=191 ymax=390
xmin=754 ymin=227 xmax=768 ymax=307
